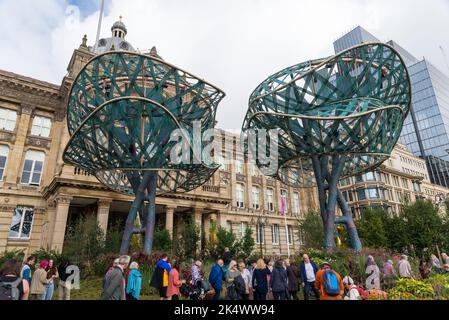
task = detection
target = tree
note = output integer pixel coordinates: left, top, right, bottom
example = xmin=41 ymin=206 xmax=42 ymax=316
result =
xmin=299 ymin=211 xmax=325 ymax=249
xmin=153 ymin=229 xmax=173 ymax=253
xmin=401 ymin=200 xmax=444 ymax=257
xmin=384 ymin=215 xmax=408 ymax=254
xmin=176 ymin=218 xmax=200 ymax=261
xmin=207 ymin=228 xmax=241 ymax=260
xmin=63 ymin=215 xmax=105 ymax=273
xmin=240 ymin=227 xmax=256 ymax=258
xmin=356 ymin=208 xmax=388 ymax=248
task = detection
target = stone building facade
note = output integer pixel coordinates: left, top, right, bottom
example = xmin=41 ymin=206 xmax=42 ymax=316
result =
xmin=339 ymin=143 xmax=449 ymax=217
xmin=0 ymin=21 xmax=316 ymax=258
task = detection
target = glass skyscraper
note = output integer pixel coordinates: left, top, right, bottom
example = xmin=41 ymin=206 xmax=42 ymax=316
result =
xmin=334 ymin=26 xmax=449 ymax=188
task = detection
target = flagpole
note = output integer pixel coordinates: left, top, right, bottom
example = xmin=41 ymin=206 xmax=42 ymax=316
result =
xmin=93 ymin=0 xmax=105 ymax=53
xmin=281 ymin=194 xmax=291 ymax=258
xmin=284 ymin=214 xmax=291 ymax=259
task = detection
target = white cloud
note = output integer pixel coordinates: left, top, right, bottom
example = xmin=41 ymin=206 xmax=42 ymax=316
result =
xmin=1 ymin=0 xmax=449 ymax=130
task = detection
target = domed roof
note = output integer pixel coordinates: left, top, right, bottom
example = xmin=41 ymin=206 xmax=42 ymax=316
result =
xmin=93 ymin=37 xmax=136 ymax=54
xmin=111 ymin=19 xmax=127 ymax=35
xmin=91 ymin=18 xmax=135 ymax=54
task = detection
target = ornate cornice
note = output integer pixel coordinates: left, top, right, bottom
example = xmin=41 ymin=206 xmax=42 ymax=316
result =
xmin=0 ymin=75 xmax=64 ymax=116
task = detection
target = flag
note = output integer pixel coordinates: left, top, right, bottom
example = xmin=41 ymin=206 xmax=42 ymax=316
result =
xmin=280 ymin=193 xmax=287 ymax=216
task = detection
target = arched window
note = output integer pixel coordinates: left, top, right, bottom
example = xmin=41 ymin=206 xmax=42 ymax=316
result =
xmin=20 ymin=150 xmax=45 ymax=186
xmin=0 ymin=145 xmax=9 ymax=181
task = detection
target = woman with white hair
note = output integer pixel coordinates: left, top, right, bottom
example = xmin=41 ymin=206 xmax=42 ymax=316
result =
xmin=398 ymin=255 xmax=414 ymax=279
xmin=126 ymin=262 xmax=142 ymax=300
xmin=431 ymin=255 xmax=443 ymax=274
xmin=343 ymin=276 xmax=361 ymax=300
xmin=225 ymin=260 xmax=241 ymax=300
xmin=442 ymin=253 xmax=449 ymax=272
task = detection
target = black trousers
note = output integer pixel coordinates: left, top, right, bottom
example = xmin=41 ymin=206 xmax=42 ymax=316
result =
xmin=273 ymin=291 xmax=287 ymax=300
xmin=254 ymin=291 xmax=267 ymax=300
xmin=288 ymin=290 xmax=299 ymax=300
xmin=304 ymin=282 xmax=320 ymax=300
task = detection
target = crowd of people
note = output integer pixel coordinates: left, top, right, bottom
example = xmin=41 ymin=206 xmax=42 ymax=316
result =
xmin=1 ymin=249 xmax=449 ymax=301
xmin=0 ymin=256 xmax=73 ymax=300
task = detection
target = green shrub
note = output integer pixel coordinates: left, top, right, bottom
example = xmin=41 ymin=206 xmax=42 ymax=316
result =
xmin=389 ymin=279 xmax=435 ymax=300
xmin=299 ymin=211 xmax=324 ymax=249
xmin=63 ymin=215 xmax=105 ymax=275
xmin=425 ymin=274 xmax=449 ymax=300
xmin=0 ymin=250 xmax=25 ymax=267
xmin=175 ymin=218 xmax=200 ymax=261
xmin=104 ymin=222 xmax=123 ymax=253
xmin=153 ymin=229 xmax=173 ymax=253
xmin=239 ymin=227 xmax=256 ymax=259
xmin=32 ymin=249 xmax=68 ymax=267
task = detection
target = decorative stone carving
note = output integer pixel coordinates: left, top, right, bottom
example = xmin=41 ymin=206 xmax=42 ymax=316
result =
xmin=0 ymin=205 xmax=16 ymax=212
xmin=54 ymin=109 xmax=66 ymax=122
xmin=56 ymin=197 xmax=73 ymax=205
xmin=220 ymin=172 xmax=231 ymax=181
xmin=236 ymin=174 xmax=246 ymax=183
xmin=0 ymin=131 xmax=15 ymax=143
xmin=26 ymin=136 xmax=51 ymax=149
xmin=98 ymin=199 xmax=112 ymax=208
xmin=18 ymin=103 xmax=35 ymax=116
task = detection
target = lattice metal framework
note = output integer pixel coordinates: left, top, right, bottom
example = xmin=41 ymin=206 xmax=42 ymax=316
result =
xmin=64 ymin=51 xmax=225 ymax=254
xmin=242 ymin=43 xmax=411 ymax=251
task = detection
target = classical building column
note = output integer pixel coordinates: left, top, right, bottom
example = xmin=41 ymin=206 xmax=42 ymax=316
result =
xmin=165 ymin=206 xmax=176 ymax=240
xmin=203 ymin=214 xmax=212 ymax=244
xmin=97 ymin=199 xmax=112 ymax=236
xmin=194 ymin=208 xmax=203 ymax=253
xmin=51 ymin=196 xmax=73 ymax=253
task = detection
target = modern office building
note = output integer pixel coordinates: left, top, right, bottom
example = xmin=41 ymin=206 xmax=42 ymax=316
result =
xmin=0 ymin=19 xmax=315 ymax=258
xmin=334 ymin=26 xmax=449 ymax=189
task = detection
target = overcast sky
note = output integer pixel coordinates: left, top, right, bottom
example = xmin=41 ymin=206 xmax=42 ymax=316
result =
xmin=1 ymin=0 xmax=449 ymax=130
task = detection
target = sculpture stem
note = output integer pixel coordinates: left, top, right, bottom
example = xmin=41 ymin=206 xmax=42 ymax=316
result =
xmin=143 ymin=173 xmax=157 ymax=255
xmin=337 ymin=190 xmax=362 ymax=253
xmin=120 ymin=173 xmax=151 ymax=255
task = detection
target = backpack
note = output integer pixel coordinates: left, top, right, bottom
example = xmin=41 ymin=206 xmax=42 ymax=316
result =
xmin=322 ymin=270 xmax=340 ymax=297
xmin=0 ymin=278 xmax=22 ymax=301
xmin=234 ymin=275 xmax=246 ymax=295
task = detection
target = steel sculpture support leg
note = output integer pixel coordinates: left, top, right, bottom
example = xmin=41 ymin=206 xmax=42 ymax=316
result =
xmin=336 ymin=190 xmax=362 ymax=252
xmin=120 ymin=173 xmax=152 ymax=255
xmin=143 ymin=173 xmax=157 ymax=255
xmin=312 ymin=154 xmax=362 ymax=252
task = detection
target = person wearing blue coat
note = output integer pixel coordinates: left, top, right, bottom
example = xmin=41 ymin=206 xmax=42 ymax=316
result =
xmin=299 ymin=254 xmax=320 ymax=300
xmin=252 ymin=259 xmax=271 ymax=300
xmin=270 ymin=260 xmax=288 ymax=300
xmin=209 ymin=259 xmax=224 ymax=300
xmin=126 ymin=262 xmax=142 ymax=300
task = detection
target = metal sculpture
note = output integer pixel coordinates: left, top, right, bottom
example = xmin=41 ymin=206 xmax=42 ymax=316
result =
xmin=64 ymin=51 xmax=225 ymax=255
xmin=242 ymin=43 xmax=411 ymax=252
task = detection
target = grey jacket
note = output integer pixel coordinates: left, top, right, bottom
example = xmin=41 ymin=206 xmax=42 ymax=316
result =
xmin=102 ymin=266 xmax=125 ymax=300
